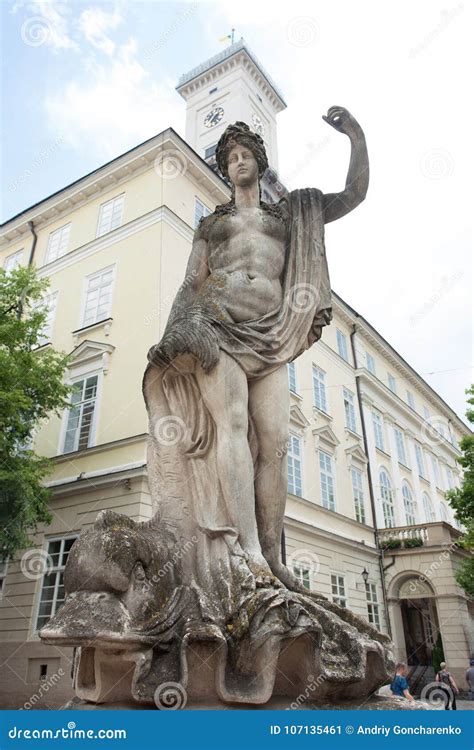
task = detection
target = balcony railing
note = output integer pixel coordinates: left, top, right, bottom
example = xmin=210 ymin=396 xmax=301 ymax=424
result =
xmin=379 ymin=521 xmax=461 ymax=550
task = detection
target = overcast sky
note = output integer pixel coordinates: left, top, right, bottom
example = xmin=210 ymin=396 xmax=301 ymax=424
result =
xmin=2 ymin=0 xmax=472 ymax=423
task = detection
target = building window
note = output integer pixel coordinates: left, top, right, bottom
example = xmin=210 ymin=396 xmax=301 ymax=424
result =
xmin=366 ymin=352 xmax=376 ymax=375
xmin=194 ymin=197 xmax=212 ymax=228
xmin=312 ymin=365 xmax=327 ymax=412
xmin=82 ymin=266 xmax=115 ymax=328
xmin=423 ymin=493 xmax=435 ymax=522
xmin=97 ymin=194 xmax=124 ymax=237
xmin=63 ymin=375 xmax=99 ymax=453
xmin=319 ymin=450 xmax=335 ymax=511
xmin=365 ymin=582 xmax=381 ymax=629
xmin=394 ymin=428 xmax=408 ymax=466
xmin=293 ymin=564 xmax=310 ymax=589
xmin=336 ymin=329 xmax=349 ymax=362
xmin=0 ymin=560 xmax=7 ymax=598
xmin=351 ymin=467 xmax=366 ymax=524
xmin=423 ymin=405 xmax=430 ymax=420
xmin=439 ymin=502 xmax=449 ymax=523
xmin=372 ymin=411 xmax=385 ymax=452
xmin=343 ymin=388 xmax=357 ymax=432
xmin=406 ymin=390 xmax=415 ymax=410
xmin=45 ymin=224 xmax=71 ymax=263
xmin=37 ymin=292 xmax=58 ymax=346
xmin=287 ymin=361 xmax=297 ymax=393
xmin=36 ymin=536 xmax=78 ymax=631
xmin=445 ymin=466 xmax=454 ymax=490
xmin=287 ymin=434 xmax=302 ymax=497
xmin=331 ymin=574 xmax=346 ymax=607
xmin=431 ymin=455 xmax=441 ymax=486
xmin=414 ymin=442 xmax=426 ymax=478
xmin=204 ymin=144 xmax=217 ymax=159
xmin=402 ymin=482 xmax=417 ymax=525
xmin=3 ymin=249 xmax=24 ymax=273
xmin=379 ymin=469 xmax=395 ymax=527
xmin=387 ymin=373 xmax=397 ymax=393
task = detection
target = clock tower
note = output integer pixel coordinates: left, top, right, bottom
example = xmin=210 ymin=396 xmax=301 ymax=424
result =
xmin=176 ymin=39 xmax=286 ymax=174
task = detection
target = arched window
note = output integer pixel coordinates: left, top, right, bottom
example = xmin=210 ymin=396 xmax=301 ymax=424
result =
xmin=439 ymin=502 xmax=449 ymax=523
xmin=379 ymin=469 xmax=395 ymax=528
xmin=402 ymin=482 xmax=417 ymax=526
xmin=422 ymin=493 xmax=435 ymax=523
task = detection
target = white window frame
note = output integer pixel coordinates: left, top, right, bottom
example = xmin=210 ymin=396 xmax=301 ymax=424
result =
xmin=194 ymin=197 xmax=212 ymax=228
xmin=293 ymin=564 xmax=311 ymax=590
xmin=59 ymin=370 xmax=102 ymax=455
xmin=372 ymin=410 xmax=385 ymax=452
xmin=34 ymin=535 xmax=78 ymax=632
xmin=394 ymin=427 xmax=408 ymax=466
xmin=351 ymin=467 xmax=366 ymax=524
xmin=379 ymin=469 xmax=395 ymax=527
xmin=414 ymin=442 xmax=426 ymax=478
xmin=287 ymin=361 xmax=298 ymax=394
xmin=3 ymin=248 xmax=24 ymax=273
xmin=96 ymin=194 xmax=124 ymax=237
xmin=406 ymin=390 xmax=415 ymax=410
xmin=431 ymin=454 xmax=441 ymax=486
xmin=287 ymin=433 xmax=303 ymax=498
xmin=343 ymin=388 xmax=357 ymax=432
xmin=45 ymin=223 xmax=71 ymax=264
xmin=319 ymin=450 xmax=335 ymax=511
xmin=387 ymin=373 xmax=397 ymax=393
xmin=312 ymin=365 xmax=328 ymax=412
xmin=402 ymin=482 xmax=417 ymax=525
xmin=80 ymin=265 xmax=116 ymax=329
xmin=336 ymin=329 xmax=349 ymax=362
xmin=439 ymin=502 xmax=449 ymax=523
xmin=423 ymin=492 xmax=435 ymax=522
xmin=37 ymin=291 xmax=59 ymax=346
xmin=366 ymin=351 xmax=376 ymax=375
xmin=331 ymin=573 xmax=347 ymax=607
xmin=365 ymin=582 xmax=381 ymax=629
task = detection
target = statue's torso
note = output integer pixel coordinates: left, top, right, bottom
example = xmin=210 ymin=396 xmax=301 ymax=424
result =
xmin=203 ymin=206 xmax=287 ymax=323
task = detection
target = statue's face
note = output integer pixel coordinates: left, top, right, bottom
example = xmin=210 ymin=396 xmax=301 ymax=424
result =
xmin=227 ymin=143 xmax=259 ymax=188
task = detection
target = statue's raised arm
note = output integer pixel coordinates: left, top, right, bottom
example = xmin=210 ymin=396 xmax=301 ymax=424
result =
xmin=322 ymin=106 xmax=369 ymax=224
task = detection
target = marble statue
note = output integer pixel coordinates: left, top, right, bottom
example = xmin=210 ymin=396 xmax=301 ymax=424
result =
xmin=40 ymin=108 xmax=395 ymax=708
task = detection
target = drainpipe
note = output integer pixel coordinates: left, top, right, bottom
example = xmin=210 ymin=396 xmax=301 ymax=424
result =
xmin=350 ymin=322 xmax=393 ymax=638
xmin=27 ymin=221 xmax=38 ymax=266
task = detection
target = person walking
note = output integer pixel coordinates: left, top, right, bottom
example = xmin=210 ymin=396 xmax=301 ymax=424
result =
xmin=465 ymin=659 xmax=474 ymax=701
xmin=390 ymin=663 xmax=414 ymax=702
xmin=436 ymin=662 xmax=459 ymax=709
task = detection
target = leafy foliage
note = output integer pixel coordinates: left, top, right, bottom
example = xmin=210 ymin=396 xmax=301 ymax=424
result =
xmin=0 ymin=266 xmax=71 ymax=561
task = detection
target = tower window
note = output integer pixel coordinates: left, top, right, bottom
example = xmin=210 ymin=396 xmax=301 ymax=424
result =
xmin=204 ymin=144 xmax=217 ymax=159
xmin=256 ymin=93 xmax=262 ymax=102
xmin=209 ymin=87 xmax=218 ymax=94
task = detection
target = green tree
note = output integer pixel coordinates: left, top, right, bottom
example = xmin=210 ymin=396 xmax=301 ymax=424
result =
xmin=0 ymin=266 xmax=71 ymax=561
xmin=446 ymin=385 xmax=474 ymax=598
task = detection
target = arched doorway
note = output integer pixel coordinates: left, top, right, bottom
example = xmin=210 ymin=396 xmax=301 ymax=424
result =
xmin=397 ymin=577 xmax=440 ymax=666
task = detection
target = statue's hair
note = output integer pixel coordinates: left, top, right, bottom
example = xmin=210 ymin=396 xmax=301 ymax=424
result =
xmin=215 ymin=121 xmax=268 ymax=180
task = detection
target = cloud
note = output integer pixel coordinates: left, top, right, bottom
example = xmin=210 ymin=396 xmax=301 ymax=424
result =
xmin=77 ymin=5 xmax=123 ymax=56
xmin=14 ymin=0 xmax=78 ymax=52
xmin=44 ymin=37 xmax=184 ymax=158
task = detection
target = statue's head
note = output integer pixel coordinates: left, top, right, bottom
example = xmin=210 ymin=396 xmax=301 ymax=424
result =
xmin=216 ymin=121 xmax=268 ymax=189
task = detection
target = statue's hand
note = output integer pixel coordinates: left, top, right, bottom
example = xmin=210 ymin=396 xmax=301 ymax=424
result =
xmin=322 ymin=106 xmax=361 ymax=138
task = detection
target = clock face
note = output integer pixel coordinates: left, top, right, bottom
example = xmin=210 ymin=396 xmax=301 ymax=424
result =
xmin=204 ymin=106 xmax=224 ymax=128
xmin=252 ymin=113 xmax=265 ymax=137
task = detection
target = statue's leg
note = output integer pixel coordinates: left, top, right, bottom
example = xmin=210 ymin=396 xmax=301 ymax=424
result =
xmin=248 ymin=366 xmax=310 ymax=593
xmin=194 ymin=352 xmax=272 ymax=578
